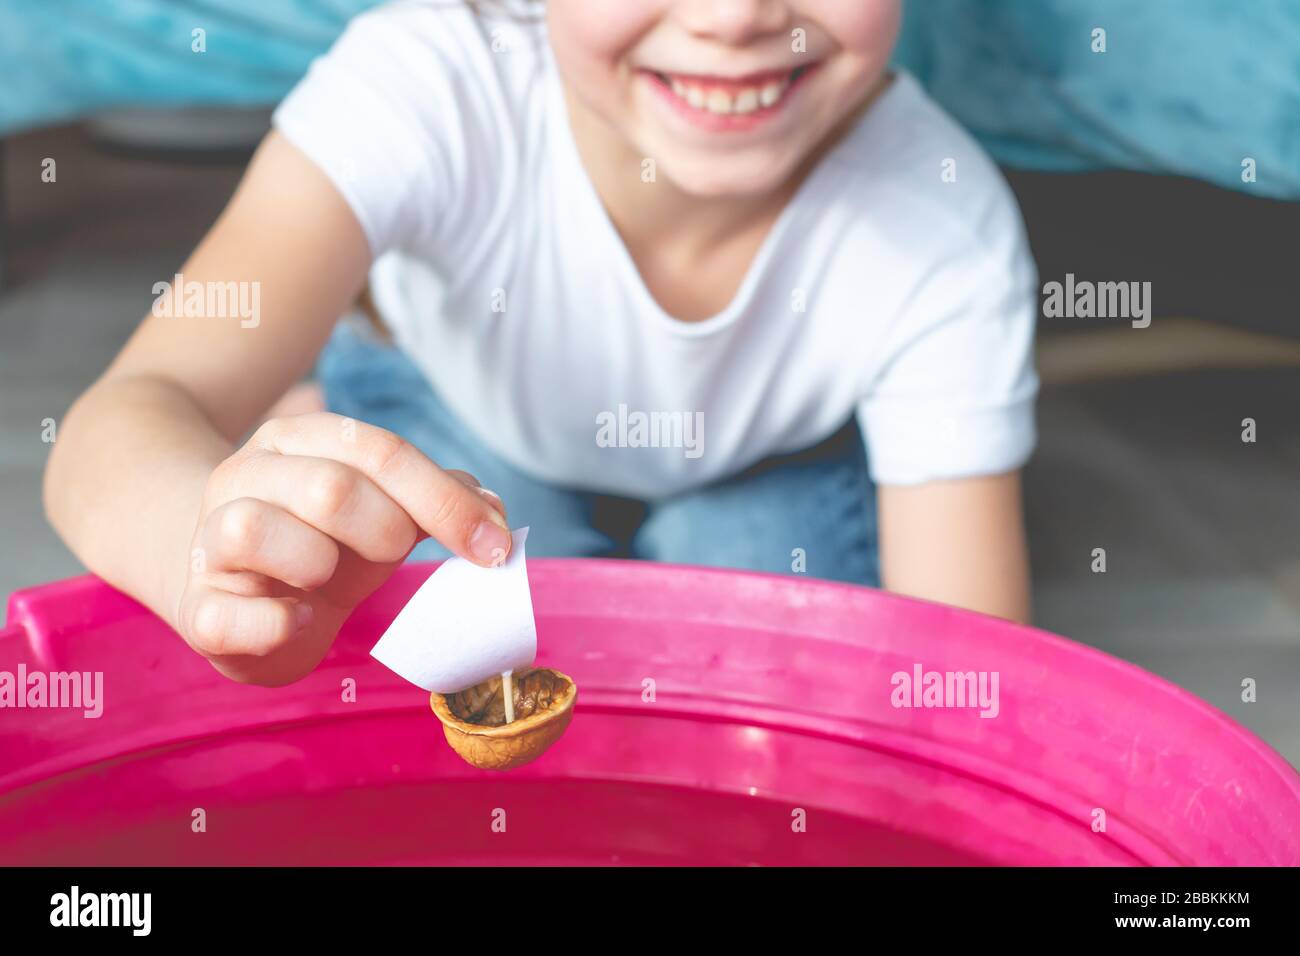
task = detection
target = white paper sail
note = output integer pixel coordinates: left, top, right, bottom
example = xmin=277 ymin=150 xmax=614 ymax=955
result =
xmin=370 ymin=526 xmax=536 ymax=693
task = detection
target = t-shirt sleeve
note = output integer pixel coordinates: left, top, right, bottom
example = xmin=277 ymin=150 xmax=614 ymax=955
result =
xmin=270 ymin=5 xmax=503 ymax=258
xmin=856 ymin=221 xmax=1039 ymax=486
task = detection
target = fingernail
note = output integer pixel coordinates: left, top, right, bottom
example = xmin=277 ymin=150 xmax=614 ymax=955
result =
xmin=293 ymin=601 xmax=314 ymax=632
xmin=468 ymin=520 xmax=511 ymax=567
xmin=476 ymin=487 xmax=501 ymax=501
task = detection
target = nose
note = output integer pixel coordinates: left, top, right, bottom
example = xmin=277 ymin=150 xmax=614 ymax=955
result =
xmin=674 ymin=0 xmax=790 ymax=47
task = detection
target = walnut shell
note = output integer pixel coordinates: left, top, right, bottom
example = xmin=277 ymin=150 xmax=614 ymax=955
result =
xmin=430 ymin=668 xmax=576 ymax=771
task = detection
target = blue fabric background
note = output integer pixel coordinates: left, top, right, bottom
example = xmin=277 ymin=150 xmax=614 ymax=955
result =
xmin=1 ymin=0 xmax=1297 ymax=197
xmin=894 ymin=0 xmax=1300 ymax=197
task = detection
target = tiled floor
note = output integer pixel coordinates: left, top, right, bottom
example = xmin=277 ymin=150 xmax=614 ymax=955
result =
xmin=2 ymin=123 xmax=1297 ymax=764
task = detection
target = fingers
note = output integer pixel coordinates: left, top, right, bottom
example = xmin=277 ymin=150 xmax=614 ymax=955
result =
xmin=182 ymin=586 xmax=312 ymax=659
xmin=447 ymin=469 xmax=508 ymax=524
xmin=202 ymin=497 xmax=340 ymax=590
xmin=444 ymin=469 xmax=479 ymax=487
xmin=251 ymin=414 xmax=512 ymax=566
xmin=184 ymin=418 xmax=515 ymax=687
xmin=221 ymin=452 xmax=420 ymax=564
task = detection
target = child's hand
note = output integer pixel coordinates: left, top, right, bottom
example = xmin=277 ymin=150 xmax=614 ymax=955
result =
xmin=175 ymin=413 xmax=511 ymax=686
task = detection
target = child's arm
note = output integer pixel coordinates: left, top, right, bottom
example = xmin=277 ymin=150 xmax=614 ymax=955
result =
xmin=877 ymin=470 xmax=1031 ymax=623
xmin=44 ymin=132 xmax=513 ymax=686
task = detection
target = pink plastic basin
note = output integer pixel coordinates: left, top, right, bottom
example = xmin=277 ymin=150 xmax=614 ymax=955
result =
xmin=1 ymin=560 xmax=1297 ymax=866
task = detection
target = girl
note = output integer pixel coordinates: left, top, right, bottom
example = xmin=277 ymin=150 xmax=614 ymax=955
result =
xmin=44 ymin=0 xmax=1038 ymax=687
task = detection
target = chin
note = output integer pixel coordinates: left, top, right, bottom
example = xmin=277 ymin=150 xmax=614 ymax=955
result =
xmin=654 ymin=149 xmax=804 ymax=199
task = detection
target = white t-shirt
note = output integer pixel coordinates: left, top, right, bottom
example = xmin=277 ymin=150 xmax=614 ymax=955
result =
xmin=272 ymin=0 xmax=1038 ymax=498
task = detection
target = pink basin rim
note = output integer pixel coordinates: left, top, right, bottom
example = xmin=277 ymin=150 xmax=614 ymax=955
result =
xmin=2 ymin=560 xmax=1297 ymax=866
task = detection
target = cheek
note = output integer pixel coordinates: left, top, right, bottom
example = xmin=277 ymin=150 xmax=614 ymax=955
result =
xmin=803 ymin=0 xmax=901 ymax=61
xmin=546 ymin=1 xmax=664 ymax=74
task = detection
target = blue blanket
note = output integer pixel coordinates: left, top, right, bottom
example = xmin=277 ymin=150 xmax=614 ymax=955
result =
xmin=2 ymin=0 xmax=1296 ymax=197
xmin=895 ymin=0 xmax=1300 ymax=197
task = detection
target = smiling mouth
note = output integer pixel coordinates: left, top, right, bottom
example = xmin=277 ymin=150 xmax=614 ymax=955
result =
xmin=644 ymin=64 xmax=818 ymax=117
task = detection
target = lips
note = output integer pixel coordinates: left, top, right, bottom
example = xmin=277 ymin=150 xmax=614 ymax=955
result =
xmin=643 ymin=64 xmax=818 ymax=123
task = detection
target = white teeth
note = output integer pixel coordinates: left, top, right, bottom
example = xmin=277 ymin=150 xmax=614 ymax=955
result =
xmin=662 ymin=74 xmax=792 ymax=116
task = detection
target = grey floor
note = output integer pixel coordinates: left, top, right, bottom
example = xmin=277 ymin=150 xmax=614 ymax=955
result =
xmin=3 ymin=123 xmax=1297 ymax=764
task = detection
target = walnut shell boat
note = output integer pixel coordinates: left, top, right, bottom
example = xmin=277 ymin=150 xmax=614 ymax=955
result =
xmin=430 ymin=668 xmax=576 ymax=771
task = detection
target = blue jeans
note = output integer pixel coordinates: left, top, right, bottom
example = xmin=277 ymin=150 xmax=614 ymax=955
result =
xmin=317 ymin=322 xmax=880 ymax=586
